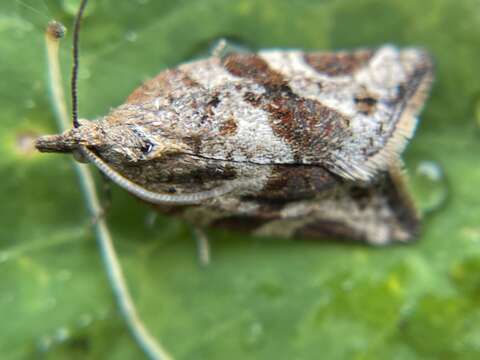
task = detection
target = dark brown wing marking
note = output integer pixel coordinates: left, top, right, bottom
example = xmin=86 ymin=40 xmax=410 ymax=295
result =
xmin=221 ymin=53 xmax=353 ymax=163
xmin=222 ymin=53 xmax=287 ymax=89
xmin=303 ymin=50 xmax=374 ymax=76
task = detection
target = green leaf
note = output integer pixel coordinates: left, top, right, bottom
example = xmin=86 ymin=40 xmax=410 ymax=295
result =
xmin=1 ymin=0 xmax=480 ymax=359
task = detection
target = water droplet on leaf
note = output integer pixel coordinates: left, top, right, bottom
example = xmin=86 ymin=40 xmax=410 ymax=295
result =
xmin=0 ymin=251 xmax=9 ymax=263
xmin=79 ymin=68 xmax=91 ymax=80
xmin=16 ymin=130 xmax=39 ymax=156
xmin=125 ymin=31 xmax=138 ymax=42
xmin=243 ymin=321 xmax=264 ymax=349
xmin=461 ymin=227 xmax=480 ymax=243
xmin=409 ymin=160 xmax=448 ymax=214
xmin=78 ymin=313 xmax=93 ymax=327
xmin=53 ymin=327 xmax=70 ymax=343
xmin=37 ymin=336 xmax=53 ymax=352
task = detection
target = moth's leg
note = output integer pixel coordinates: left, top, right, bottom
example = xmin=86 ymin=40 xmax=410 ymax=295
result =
xmin=100 ymin=171 xmax=112 ymax=214
xmin=192 ymin=227 xmax=211 ymax=266
xmin=211 ymin=38 xmax=250 ymax=59
xmin=144 ymin=211 xmax=158 ymax=228
xmin=90 ymin=172 xmax=112 ymax=225
xmin=211 ymin=38 xmax=227 ymax=58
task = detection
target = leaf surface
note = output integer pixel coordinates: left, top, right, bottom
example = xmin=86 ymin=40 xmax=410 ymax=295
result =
xmin=1 ymin=0 xmax=480 ymax=359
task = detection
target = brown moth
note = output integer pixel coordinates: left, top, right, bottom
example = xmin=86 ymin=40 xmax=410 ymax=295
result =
xmin=36 ymin=42 xmax=434 ymax=245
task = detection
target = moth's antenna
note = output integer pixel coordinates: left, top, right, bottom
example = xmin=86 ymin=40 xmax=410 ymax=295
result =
xmin=71 ymin=0 xmax=88 ymax=128
xmin=64 ymin=0 xmax=244 ymax=205
xmin=45 ymin=5 xmax=174 ymax=359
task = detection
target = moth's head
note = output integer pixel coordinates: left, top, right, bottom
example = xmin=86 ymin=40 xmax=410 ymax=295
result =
xmin=35 ymin=119 xmax=187 ymax=165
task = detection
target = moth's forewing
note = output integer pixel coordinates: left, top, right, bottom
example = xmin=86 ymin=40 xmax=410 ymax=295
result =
xmin=38 ymin=46 xmax=432 ymax=244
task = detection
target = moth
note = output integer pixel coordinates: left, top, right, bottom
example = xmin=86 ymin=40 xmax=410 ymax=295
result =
xmin=36 ymin=38 xmax=433 ymax=245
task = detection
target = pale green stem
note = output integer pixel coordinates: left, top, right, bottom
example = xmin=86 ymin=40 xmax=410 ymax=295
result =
xmin=45 ymin=22 xmax=173 ymax=360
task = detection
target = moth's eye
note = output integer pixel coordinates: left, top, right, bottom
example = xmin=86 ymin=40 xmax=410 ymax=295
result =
xmin=141 ymin=142 xmax=154 ymax=155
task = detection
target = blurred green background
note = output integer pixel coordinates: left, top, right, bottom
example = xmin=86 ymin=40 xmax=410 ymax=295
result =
xmin=1 ymin=0 xmax=480 ymax=359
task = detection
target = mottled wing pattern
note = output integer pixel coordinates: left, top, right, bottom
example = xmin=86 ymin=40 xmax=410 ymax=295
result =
xmin=258 ymin=47 xmax=434 ymax=181
xmin=90 ymin=45 xmax=433 ymax=244
xmin=175 ymin=46 xmax=432 ymax=181
xmin=107 ymin=46 xmax=433 ymax=183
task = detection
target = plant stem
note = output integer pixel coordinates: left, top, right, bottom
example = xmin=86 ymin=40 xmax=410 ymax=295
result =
xmin=45 ymin=21 xmax=173 ymax=360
